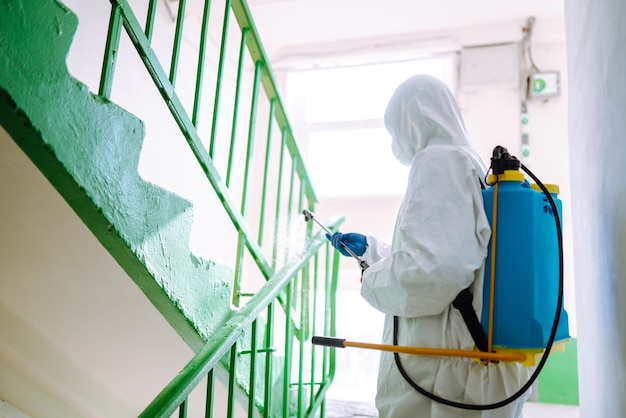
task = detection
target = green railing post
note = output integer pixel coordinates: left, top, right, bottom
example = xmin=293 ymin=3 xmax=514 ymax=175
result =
xmin=205 ymin=369 xmax=215 ymax=418
xmin=258 ymin=99 xmax=276 ymax=246
xmin=309 ymin=253 xmax=319 ymax=407
xmin=227 ymin=343 xmax=238 ymax=418
xmin=247 ymin=320 xmax=258 ymax=417
xmin=263 ymin=301 xmax=274 ymax=418
xmin=298 ymin=269 xmax=306 ymax=417
xmin=192 ymin=0 xmax=213 ymax=127
xmin=271 ymin=129 xmax=287 ymax=269
xmin=208 ymin=0 xmax=232 ymax=158
xmin=179 ymin=398 xmax=188 ymax=418
xmin=226 ymin=27 xmax=250 ymax=187
xmin=99 ymin=4 xmax=122 ymax=99
xmin=169 ymin=0 xmax=187 ymax=86
xmin=144 ymin=0 xmax=158 ymax=40
xmin=283 ymin=279 xmax=293 ymax=418
xmin=233 ymin=59 xmax=262 ymax=307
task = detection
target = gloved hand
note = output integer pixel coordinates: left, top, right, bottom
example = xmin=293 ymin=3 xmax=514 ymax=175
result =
xmin=325 ymin=232 xmax=367 ymax=257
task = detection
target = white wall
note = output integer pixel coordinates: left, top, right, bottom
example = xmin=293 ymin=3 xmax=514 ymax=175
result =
xmin=565 ymin=0 xmax=626 ymax=415
xmin=0 ymin=126 xmax=194 ymax=417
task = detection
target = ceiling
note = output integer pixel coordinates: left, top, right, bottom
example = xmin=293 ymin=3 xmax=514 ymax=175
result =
xmin=246 ymin=0 xmax=566 ymax=65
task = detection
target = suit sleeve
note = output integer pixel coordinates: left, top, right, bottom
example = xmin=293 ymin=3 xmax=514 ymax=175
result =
xmin=360 ymin=150 xmax=490 ymax=318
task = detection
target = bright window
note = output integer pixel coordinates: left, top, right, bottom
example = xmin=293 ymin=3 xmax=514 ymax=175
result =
xmin=307 ymin=128 xmax=410 ymax=196
xmin=285 ymin=56 xmax=456 ymax=197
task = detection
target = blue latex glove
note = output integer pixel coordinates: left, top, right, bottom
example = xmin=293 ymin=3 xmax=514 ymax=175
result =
xmin=325 ymin=232 xmax=367 ymax=257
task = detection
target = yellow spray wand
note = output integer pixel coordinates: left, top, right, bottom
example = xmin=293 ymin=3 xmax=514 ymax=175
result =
xmin=311 ymin=336 xmax=527 ymax=363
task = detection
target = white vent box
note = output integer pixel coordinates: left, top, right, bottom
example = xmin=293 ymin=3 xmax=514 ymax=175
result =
xmin=460 ymin=43 xmax=520 ymax=91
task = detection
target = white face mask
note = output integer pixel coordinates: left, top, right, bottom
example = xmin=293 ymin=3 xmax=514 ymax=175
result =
xmin=391 ymin=137 xmax=414 ymax=166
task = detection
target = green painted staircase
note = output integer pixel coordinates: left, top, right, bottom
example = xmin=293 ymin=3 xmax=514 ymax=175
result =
xmin=0 ymin=0 xmax=233 ymax=352
xmin=0 ymin=0 xmax=339 ymax=416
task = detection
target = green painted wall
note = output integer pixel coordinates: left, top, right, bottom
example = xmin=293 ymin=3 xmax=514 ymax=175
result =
xmin=537 ymin=338 xmax=579 ymax=405
xmin=0 ymin=0 xmax=234 ymax=353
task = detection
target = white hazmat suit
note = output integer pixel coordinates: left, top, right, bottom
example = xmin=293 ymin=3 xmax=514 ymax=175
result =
xmin=358 ymin=75 xmax=530 ymax=417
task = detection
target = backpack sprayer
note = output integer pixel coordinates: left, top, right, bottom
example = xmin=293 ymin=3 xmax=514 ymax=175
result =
xmin=309 ymin=146 xmax=570 ymax=410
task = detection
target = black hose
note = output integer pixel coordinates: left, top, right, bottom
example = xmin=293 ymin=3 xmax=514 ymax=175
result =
xmin=394 ymin=163 xmax=564 ymax=410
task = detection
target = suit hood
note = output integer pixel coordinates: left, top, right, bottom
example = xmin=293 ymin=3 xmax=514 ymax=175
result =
xmin=384 ymin=74 xmax=471 ymax=166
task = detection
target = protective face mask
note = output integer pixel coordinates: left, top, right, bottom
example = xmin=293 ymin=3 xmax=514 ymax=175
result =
xmin=391 ymin=138 xmax=414 ymax=166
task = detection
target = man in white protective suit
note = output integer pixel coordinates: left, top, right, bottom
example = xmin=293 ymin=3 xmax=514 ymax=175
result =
xmin=327 ymin=74 xmax=530 ymax=417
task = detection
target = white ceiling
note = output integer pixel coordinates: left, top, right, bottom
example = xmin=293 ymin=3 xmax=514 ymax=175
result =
xmin=246 ymin=0 xmax=566 ymax=64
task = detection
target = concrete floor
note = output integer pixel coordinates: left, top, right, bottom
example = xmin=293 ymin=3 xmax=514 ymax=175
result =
xmin=523 ymin=402 xmax=579 ymax=418
xmin=324 ymin=399 xmax=580 ymax=418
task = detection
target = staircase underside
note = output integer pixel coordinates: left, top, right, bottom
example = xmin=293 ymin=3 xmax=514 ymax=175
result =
xmin=0 ymin=0 xmax=235 ymax=353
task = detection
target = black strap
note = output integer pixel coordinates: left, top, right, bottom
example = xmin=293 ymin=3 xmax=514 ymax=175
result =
xmin=479 ymin=176 xmax=485 ymax=190
xmin=452 ymin=288 xmax=489 ymax=352
xmin=450 ymin=178 xmax=488 ymax=353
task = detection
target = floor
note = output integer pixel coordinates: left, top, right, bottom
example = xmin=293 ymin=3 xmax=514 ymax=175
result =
xmin=324 ymin=399 xmax=580 ymax=418
xmin=523 ymin=402 xmax=580 ymax=418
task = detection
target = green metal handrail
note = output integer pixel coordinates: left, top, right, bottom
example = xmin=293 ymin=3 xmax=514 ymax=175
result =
xmin=96 ymin=0 xmax=338 ymax=416
xmin=140 ymin=228 xmax=339 ymax=417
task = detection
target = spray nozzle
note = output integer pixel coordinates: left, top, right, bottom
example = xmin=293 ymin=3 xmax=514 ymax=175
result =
xmin=302 ymin=209 xmax=369 ymax=271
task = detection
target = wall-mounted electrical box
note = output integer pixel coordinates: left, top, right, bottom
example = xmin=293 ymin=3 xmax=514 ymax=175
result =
xmin=460 ymin=43 xmax=520 ymax=91
xmin=529 ymin=71 xmax=561 ymax=98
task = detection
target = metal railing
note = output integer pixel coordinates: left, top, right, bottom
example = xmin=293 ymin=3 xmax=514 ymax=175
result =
xmin=140 ymin=230 xmax=340 ymax=417
xmin=96 ymin=0 xmax=339 ymax=416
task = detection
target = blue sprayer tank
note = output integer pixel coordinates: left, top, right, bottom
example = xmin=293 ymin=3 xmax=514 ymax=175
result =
xmin=480 ymin=150 xmax=570 ymax=350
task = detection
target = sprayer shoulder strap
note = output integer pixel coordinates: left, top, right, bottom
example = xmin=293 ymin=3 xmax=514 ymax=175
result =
xmin=450 ymin=178 xmax=490 ymax=352
xmin=452 ymin=288 xmax=489 ymax=352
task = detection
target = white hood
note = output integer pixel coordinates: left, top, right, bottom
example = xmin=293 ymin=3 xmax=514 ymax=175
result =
xmin=384 ymin=74 xmax=486 ymax=176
